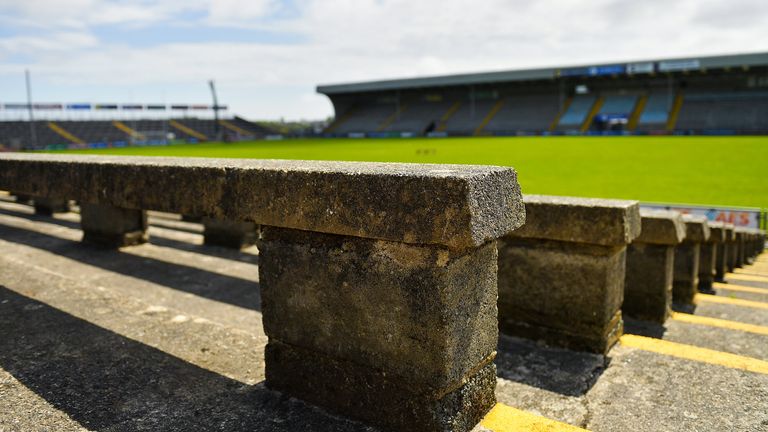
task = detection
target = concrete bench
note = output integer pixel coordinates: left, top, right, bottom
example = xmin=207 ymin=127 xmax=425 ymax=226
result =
xmin=624 ymin=210 xmax=686 ymax=323
xmin=673 ymin=215 xmax=710 ymax=306
xmin=0 ymin=153 xmax=525 ymax=432
xmin=716 ymin=224 xmax=735 ymax=282
xmin=698 ymin=221 xmax=725 ymax=293
xmin=498 ymin=195 xmax=641 ymax=354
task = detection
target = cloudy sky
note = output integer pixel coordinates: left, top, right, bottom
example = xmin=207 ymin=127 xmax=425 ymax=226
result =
xmin=1 ymin=0 xmax=766 ymax=120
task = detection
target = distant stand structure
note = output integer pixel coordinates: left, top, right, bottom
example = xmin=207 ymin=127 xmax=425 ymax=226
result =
xmin=318 ymin=51 xmax=768 ymax=137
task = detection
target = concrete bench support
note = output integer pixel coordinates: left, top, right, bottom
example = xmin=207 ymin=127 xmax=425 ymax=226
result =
xmin=699 ymin=222 xmax=725 ymax=293
xmin=80 ymin=203 xmax=148 ymax=247
xmin=673 ymin=216 xmax=709 ymax=306
xmin=260 ymin=227 xmax=500 ymax=431
xmin=498 ymin=195 xmax=640 ymax=354
xmin=12 ymin=192 xmax=32 ymax=205
xmin=0 ymin=154 xmax=525 ymax=432
xmin=203 ymin=218 xmax=258 ymax=249
xmin=734 ymin=229 xmax=746 ymax=268
xmin=33 ymin=197 xmax=69 ymax=216
xmin=624 ymin=210 xmax=685 ymax=323
xmin=717 ymin=225 xmax=735 ymax=282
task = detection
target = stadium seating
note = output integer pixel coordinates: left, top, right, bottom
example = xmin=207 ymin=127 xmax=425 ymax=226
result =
xmin=332 ymin=104 xmax=400 ymax=134
xmin=440 ymin=99 xmax=498 ymax=135
xmin=379 ymin=100 xmax=452 ymax=134
xmin=0 ymin=117 xmax=271 ymax=150
xmin=675 ymin=91 xmax=768 ymax=133
xmin=484 ymin=94 xmax=562 ymax=134
xmin=554 ymin=95 xmax=596 ymax=131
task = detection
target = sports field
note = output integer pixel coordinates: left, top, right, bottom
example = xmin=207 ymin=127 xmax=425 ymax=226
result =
xmin=58 ymin=136 xmax=768 ymax=209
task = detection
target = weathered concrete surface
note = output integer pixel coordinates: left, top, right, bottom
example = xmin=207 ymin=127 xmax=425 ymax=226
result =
xmin=623 ymin=210 xmax=685 ymax=323
xmin=203 ymin=217 xmax=258 ymax=249
xmin=33 ymin=196 xmax=70 ymax=216
xmin=80 ymin=203 xmax=148 ymax=247
xmin=698 ymin=221 xmax=726 ymax=292
xmin=0 ymin=154 xmax=525 ymax=250
xmin=583 ymin=346 xmax=768 ymax=432
xmin=1 ymin=201 xmax=767 ymax=432
xmin=259 ymin=226 xmax=498 ymax=431
xmin=505 ymin=195 xmax=641 ymax=246
xmin=717 ymin=224 xmax=735 ymax=282
xmin=499 ymin=195 xmax=640 ymax=354
xmin=632 ymin=210 xmax=686 ymax=246
xmin=673 ymin=215 xmax=710 ymax=306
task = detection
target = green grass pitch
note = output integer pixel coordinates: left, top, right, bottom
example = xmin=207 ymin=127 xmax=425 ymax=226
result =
xmin=57 ymin=136 xmax=768 ymax=210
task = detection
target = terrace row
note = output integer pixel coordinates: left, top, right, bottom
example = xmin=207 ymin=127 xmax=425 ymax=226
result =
xmin=0 ymin=154 xmax=765 ymax=431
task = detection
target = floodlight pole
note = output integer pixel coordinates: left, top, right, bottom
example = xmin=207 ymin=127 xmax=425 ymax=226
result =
xmin=25 ymin=69 xmax=38 ymax=149
xmin=209 ymin=79 xmax=221 ymax=141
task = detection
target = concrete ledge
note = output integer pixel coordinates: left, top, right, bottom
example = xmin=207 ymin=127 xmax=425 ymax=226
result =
xmin=499 ymin=195 xmax=640 ymax=353
xmin=0 ymin=154 xmax=525 ymax=250
xmin=0 ymin=154 xmax=526 ymax=431
xmin=634 ymin=210 xmax=686 ymax=245
xmin=624 ymin=210 xmax=685 ymax=323
xmin=506 ymin=195 xmax=641 ymax=246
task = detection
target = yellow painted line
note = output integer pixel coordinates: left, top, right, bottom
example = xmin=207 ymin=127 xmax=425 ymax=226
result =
xmin=727 ymin=273 xmax=768 ymax=284
xmin=169 ymin=120 xmax=207 ymax=141
xmin=112 ymin=120 xmax=145 ymax=140
xmin=579 ymin=96 xmax=604 ymax=133
xmin=733 ymin=269 xmax=768 ymax=277
xmin=218 ymin=119 xmax=252 ymax=136
xmin=671 ymin=312 xmax=768 ymax=336
xmin=473 ymin=99 xmax=506 ymax=136
xmin=665 ymin=92 xmax=684 ymax=131
xmin=696 ymin=293 xmax=768 ymax=310
xmin=47 ymin=121 xmax=84 ymax=145
xmin=713 ymin=282 xmax=768 ymax=295
xmin=481 ymin=403 xmax=588 ymax=432
xmin=549 ymin=96 xmax=573 ymax=131
xmin=376 ymin=104 xmax=409 ymax=132
xmin=324 ymin=108 xmax=356 ymax=133
xmin=620 ymin=334 xmax=768 ymax=375
xmin=436 ymin=101 xmax=462 ymax=132
xmin=626 ymin=94 xmax=647 ymax=131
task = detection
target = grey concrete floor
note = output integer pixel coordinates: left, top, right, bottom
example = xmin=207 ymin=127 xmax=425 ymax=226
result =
xmin=0 ymin=198 xmax=766 ymax=431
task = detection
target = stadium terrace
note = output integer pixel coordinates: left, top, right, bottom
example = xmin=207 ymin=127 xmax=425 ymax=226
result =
xmin=317 ymin=51 xmax=768 ymax=137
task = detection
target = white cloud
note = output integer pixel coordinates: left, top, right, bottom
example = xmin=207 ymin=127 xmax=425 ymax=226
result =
xmin=207 ymin=0 xmax=278 ymax=25
xmin=1 ymin=0 xmax=767 ymax=119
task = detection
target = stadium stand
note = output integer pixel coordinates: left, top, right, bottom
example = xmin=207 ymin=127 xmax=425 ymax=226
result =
xmin=676 ymin=90 xmax=768 ymax=133
xmin=635 ymin=92 xmax=673 ymax=132
xmin=0 ymin=117 xmax=272 ymax=150
xmin=484 ymin=93 xmax=561 ymax=134
xmin=331 ymin=104 xmax=400 ymax=135
xmin=442 ymin=99 xmax=498 ymax=135
xmin=380 ymin=100 xmax=451 ymax=134
xmin=318 ymin=52 xmax=768 ymax=136
xmin=554 ymin=94 xmax=597 ymax=131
